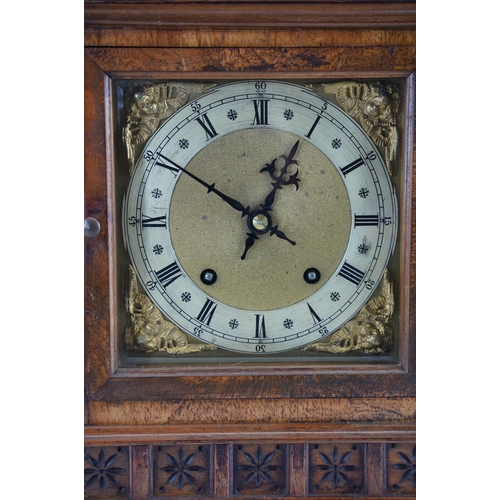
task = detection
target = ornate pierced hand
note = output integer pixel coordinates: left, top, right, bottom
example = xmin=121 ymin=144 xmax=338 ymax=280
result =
xmin=240 ymin=140 xmax=301 ymax=260
xmin=260 ymin=140 xmax=301 ymax=210
xmin=168 ymin=143 xmax=300 ymax=261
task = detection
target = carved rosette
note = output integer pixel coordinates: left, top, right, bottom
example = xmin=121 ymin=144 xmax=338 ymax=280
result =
xmin=84 ymin=442 xmax=416 ymax=497
xmin=153 ymin=445 xmax=211 ymax=497
xmin=386 ymin=443 xmax=416 ymax=495
xmin=84 ymin=447 xmax=129 ymax=498
xmin=309 ymin=443 xmax=364 ymax=495
xmin=233 ymin=444 xmax=287 ymax=496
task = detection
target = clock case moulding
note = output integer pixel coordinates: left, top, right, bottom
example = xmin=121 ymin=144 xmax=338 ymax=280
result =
xmin=114 ymin=77 xmax=405 ymax=367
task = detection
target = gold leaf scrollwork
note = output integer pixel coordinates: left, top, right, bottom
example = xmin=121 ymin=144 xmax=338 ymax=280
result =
xmin=125 ymin=265 xmax=217 ymax=354
xmin=123 ymin=81 xmax=217 ymax=174
xmin=303 ymin=269 xmax=394 ymax=354
xmin=307 ymin=81 xmax=400 ymax=175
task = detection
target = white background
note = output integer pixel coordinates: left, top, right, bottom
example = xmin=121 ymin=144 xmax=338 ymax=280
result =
xmin=0 ymin=2 xmax=497 ymax=497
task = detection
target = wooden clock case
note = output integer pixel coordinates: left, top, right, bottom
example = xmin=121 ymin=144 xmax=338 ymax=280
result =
xmin=84 ymin=1 xmax=416 ymax=498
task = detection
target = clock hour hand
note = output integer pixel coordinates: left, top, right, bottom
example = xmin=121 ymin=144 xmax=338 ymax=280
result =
xmin=260 ymin=139 xmax=301 ymax=210
xmin=167 ymin=158 xmax=251 ymax=217
xmin=241 ymin=233 xmax=258 ymax=260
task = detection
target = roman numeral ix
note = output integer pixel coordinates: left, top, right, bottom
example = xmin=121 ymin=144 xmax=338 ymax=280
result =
xmin=142 ymin=214 xmax=167 ymax=228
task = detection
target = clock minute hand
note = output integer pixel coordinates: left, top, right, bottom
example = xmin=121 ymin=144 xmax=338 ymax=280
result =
xmin=168 ymin=158 xmax=251 ymax=217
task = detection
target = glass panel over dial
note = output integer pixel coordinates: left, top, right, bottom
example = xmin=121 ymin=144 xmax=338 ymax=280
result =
xmin=123 ymin=80 xmax=398 ymax=355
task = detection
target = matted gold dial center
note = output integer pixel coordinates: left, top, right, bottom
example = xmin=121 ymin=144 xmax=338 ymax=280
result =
xmin=170 ymin=129 xmax=351 ymax=311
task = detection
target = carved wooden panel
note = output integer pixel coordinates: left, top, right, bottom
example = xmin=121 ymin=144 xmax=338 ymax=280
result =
xmin=84 ymin=441 xmax=416 ymax=499
xmin=386 ymin=443 xmax=416 ymax=496
xmin=308 ymin=443 xmax=364 ymax=496
xmin=232 ymin=443 xmax=288 ymax=496
xmin=153 ymin=444 xmax=212 ymax=497
xmin=84 ymin=446 xmax=130 ymax=498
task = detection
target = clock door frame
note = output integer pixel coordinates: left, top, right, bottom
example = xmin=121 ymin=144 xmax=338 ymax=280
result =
xmin=85 ymin=2 xmax=415 ymax=498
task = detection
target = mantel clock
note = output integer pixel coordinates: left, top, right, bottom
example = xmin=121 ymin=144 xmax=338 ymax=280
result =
xmin=84 ymin=2 xmax=415 ymax=498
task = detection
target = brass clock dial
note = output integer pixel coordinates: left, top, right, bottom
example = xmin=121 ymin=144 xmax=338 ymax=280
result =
xmin=123 ymin=80 xmax=397 ymax=354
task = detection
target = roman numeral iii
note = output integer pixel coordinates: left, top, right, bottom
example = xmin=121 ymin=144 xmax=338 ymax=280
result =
xmin=354 ymin=214 xmax=379 ymax=227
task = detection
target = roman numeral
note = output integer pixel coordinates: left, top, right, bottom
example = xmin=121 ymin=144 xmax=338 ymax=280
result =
xmin=252 ymin=100 xmax=269 ymax=125
xmin=196 ymin=113 xmax=218 ymax=140
xmin=142 ymin=214 xmax=166 ymax=228
xmin=197 ymin=299 xmax=217 ymax=325
xmin=155 ymin=153 xmax=180 ymax=176
xmin=254 ymin=314 xmax=267 ymax=338
xmin=307 ymin=303 xmax=322 ymax=324
xmin=155 ymin=261 xmax=182 ymax=288
xmin=341 ymin=157 xmax=365 ymax=176
xmin=305 ymin=115 xmax=321 ymax=138
xmin=354 ymin=214 xmax=379 ymax=227
xmin=338 ymin=262 xmax=365 ymax=286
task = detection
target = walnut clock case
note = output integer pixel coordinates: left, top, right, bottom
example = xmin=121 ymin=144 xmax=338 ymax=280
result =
xmin=84 ymin=2 xmax=416 ymax=499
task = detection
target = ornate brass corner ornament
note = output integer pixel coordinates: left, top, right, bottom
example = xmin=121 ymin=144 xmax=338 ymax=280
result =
xmin=308 ymin=81 xmax=399 ymax=175
xmin=303 ymin=269 xmax=394 ymax=354
xmin=123 ymin=81 xmax=217 ymax=174
xmin=125 ymin=265 xmax=217 ymax=354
